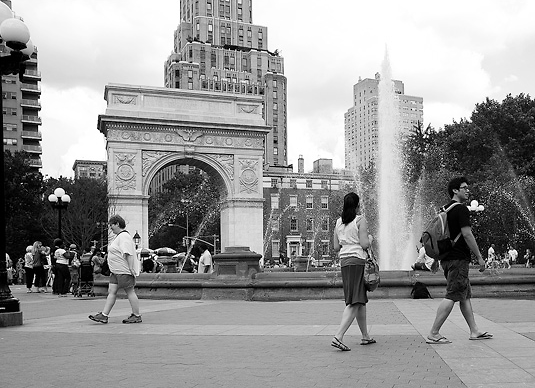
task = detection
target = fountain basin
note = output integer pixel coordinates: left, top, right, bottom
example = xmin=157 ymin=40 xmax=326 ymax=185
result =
xmin=92 ymin=267 xmax=535 ymax=301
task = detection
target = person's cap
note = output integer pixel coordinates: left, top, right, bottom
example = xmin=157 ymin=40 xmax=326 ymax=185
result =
xmin=69 ymin=244 xmax=77 ymax=249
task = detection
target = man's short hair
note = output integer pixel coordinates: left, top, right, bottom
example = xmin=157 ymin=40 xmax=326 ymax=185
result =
xmin=447 ymin=176 xmax=469 ymax=198
xmin=108 ymin=214 xmax=126 ymax=228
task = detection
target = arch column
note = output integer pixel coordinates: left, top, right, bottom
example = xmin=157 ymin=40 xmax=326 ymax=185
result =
xmin=220 ymin=198 xmax=264 ymax=257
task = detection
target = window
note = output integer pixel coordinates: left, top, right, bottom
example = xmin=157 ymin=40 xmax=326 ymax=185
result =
xmin=271 ymin=241 xmax=279 ymax=258
xmin=306 ymin=180 xmax=312 ymax=188
xmin=271 ymin=194 xmax=279 ymax=209
xmin=188 ymin=70 xmax=193 ymax=78
xmin=273 ymin=79 xmax=277 ymax=88
xmin=320 ymin=241 xmax=329 ymax=256
xmin=271 ymin=178 xmax=278 ymax=188
xmin=322 ymin=218 xmax=329 ymax=231
xmin=306 ymin=218 xmax=314 ymax=231
xmin=273 ymin=90 xmax=277 ymax=99
xmin=290 ymin=179 xmax=297 ymax=189
xmin=290 ymin=217 xmax=298 ymax=231
xmin=321 ymin=180 xmax=328 ymax=189
xmin=3 ymin=138 xmax=17 ymax=145
xmin=306 ymin=196 xmax=313 ymax=209
xmin=289 ymin=195 xmax=297 ymax=207
xmin=321 ymin=196 xmax=329 ymax=209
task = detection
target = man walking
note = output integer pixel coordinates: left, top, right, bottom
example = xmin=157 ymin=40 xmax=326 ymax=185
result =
xmin=427 ymin=177 xmax=493 ymax=344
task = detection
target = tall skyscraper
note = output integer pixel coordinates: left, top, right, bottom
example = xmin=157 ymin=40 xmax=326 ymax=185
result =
xmin=344 ymin=73 xmax=423 ymax=170
xmin=1 ymin=0 xmax=42 ymax=170
xmin=164 ymin=0 xmax=287 ymax=167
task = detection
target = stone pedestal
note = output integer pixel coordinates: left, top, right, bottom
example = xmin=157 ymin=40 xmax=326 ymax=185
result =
xmin=158 ymin=257 xmax=177 ymax=273
xmin=214 ymin=246 xmax=261 ymax=278
xmin=0 ymin=298 xmax=23 ymax=327
xmin=293 ymin=256 xmax=312 ymax=272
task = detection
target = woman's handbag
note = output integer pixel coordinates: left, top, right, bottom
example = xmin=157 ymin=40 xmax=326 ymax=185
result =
xmin=364 ymin=247 xmax=380 ymax=292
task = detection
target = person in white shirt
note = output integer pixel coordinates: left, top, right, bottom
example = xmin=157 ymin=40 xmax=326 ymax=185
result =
xmin=507 ymin=247 xmax=518 ymax=266
xmin=487 ymin=244 xmax=496 ymax=267
xmin=89 ymin=215 xmax=141 ymax=324
xmin=198 ymin=244 xmax=213 ymax=274
xmin=412 ymin=245 xmax=435 ymax=271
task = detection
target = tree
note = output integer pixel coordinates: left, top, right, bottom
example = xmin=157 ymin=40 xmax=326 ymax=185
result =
xmin=4 ymin=151 xmax=46 ymax=259
xmin=471 ymin=94 xmax=535 ymax=177
xmin=403 ymin=121 xmax=437 ymax=184
xmin=41 ymin=176 xmax=108 ymax=252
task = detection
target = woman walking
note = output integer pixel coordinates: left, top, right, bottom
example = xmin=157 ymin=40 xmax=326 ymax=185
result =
xmin=331 ymin=192 xmax=375 ymax=351
xmin=89 ymin=214 xmax=141 ymax=324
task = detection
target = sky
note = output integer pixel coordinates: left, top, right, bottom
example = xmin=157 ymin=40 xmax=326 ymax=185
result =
xmin=13 ymin=0 xmax=535 ymax=178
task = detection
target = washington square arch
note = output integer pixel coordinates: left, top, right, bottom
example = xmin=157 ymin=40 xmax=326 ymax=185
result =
xmin=97 ymin=84 xmax=269 ymax=256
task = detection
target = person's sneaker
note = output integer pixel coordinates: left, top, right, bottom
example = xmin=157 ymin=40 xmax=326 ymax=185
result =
xmin=89 ymin=312 xmax=108 ymax=324
xmin=122 ymin=313 xmax=142 ymax=324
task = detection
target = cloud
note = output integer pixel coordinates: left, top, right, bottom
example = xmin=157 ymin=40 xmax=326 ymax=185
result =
xmin=13 ymin=0 xmax=535 ymax=176
xmin=39 ymin=85 xmax=106 ymax=178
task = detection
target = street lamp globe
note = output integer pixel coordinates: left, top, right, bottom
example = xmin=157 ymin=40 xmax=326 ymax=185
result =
xmin=0 ymin=2 xmax=13 ymax=24
xmin=54 ymin=187 xmax=65 ymax=198
xmin=0 ymin=17 xmax=30 ymax=50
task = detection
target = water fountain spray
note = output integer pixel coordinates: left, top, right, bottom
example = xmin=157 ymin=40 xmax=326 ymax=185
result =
xmin=377 ymin=48 xmax=415 ymax=270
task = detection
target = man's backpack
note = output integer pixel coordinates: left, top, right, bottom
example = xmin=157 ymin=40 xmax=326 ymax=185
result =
xmin=420 ymin=202 xmax=462 ymax=267
xmin=411 ymin=281 xmax=432 ymax=299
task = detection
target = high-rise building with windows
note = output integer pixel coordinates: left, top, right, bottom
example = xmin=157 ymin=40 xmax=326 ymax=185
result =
xmin=344 ymin=73 xmax=423 ymax=170
xmin=1 ymin=0 xmax=42 ymax=170
xmin=164 ymin=0 xmax=287 ymax=167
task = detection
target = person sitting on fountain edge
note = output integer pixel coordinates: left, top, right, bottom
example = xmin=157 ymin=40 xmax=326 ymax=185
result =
xmin=412 ymin=244 xmax=434 ymax=271
xmin=426 ymin=176 xmax=492 ymax=344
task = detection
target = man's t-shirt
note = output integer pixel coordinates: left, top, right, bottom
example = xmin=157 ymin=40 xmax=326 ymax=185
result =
xmin=443 ymin=200 xmax=471 ymax=261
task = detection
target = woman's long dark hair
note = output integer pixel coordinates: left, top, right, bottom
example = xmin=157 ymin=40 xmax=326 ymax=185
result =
xmin=341 ymin=192 xmax=360 ymax=225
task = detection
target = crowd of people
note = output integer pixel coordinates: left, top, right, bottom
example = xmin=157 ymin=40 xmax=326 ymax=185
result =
xmin=5 ymin=238 xmax=107 ymax=296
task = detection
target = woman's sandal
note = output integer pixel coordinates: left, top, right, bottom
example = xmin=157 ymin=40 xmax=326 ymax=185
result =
xmin=331 ymin=337 xmax=351 ymax=351
xmin=360 ymin=338 xmax=377 ymax=345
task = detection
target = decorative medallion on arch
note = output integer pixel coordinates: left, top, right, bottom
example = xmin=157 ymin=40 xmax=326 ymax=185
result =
xmin=239 ymin=159 xmax=259 ymax=194
xmin=115 ymin=153 xmax=136 ymax=190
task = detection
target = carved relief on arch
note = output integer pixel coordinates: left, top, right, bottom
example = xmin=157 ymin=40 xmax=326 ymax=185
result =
xmin=142 ymin=151 xmax=172 ymax=177
xmin=115 ymin=153 xmax=136 ymax=191
xmin=211 ymin=154 xmax=235 ymax=181
xmin=239 ymin=158 xmax=258 ymax=194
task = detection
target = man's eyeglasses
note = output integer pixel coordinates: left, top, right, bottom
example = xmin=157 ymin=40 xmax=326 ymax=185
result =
xmin=459 ymin=186 xmax=469 ymax=191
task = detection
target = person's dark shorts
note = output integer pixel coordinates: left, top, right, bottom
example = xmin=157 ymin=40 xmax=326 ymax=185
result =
xmin=109 ymin=273 xmax=136 ymax=289
xmin=441 ymin=259 xmax=471 ymax=301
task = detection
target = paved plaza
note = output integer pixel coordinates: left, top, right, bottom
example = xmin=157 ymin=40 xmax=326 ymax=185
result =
xmin=1 ymin=285 xmax=534 ymax=388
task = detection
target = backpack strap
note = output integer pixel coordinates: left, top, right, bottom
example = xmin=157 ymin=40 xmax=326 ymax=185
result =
xmin=444 ymin=202 xmax=462 ymax=243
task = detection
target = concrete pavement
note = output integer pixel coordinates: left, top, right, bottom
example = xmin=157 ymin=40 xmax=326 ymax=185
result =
xmin=1 ymin=285 xmax=534 ymax=388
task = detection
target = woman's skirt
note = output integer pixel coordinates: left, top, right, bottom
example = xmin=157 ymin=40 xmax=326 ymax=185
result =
xmin=341 ymin=263 xmax=368 ymax=306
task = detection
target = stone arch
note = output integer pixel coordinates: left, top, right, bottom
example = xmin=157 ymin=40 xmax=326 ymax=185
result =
xmin=143 ymin=152 xmax=232 ymax=200
xmin=98 ymin=84 xmax=269 ymax=256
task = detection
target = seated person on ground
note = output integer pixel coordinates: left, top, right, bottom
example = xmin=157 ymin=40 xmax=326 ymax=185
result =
xmin=412 ymin=245 xmax=435 ymax=271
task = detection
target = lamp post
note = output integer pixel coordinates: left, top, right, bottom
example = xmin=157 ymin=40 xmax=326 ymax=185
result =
xmin=133 ymin=231 xmax=141 ymax=250
xmin=96 ymin=221 xmax=107 ymax=249
xmin=180 ymin=198 xmax=192 ymax=239
xmin=0 ymin=3 xmax=33 ymax=326
xmin=48 ymin=188 xmax=71 ymax=240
